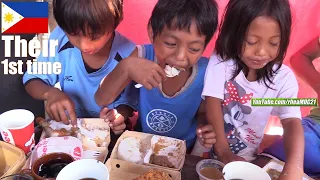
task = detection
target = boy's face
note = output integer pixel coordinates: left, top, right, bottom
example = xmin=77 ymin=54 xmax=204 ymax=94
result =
xmin=66 ymin=31 xmax=113 ymax=55
xmin=148 ymin=20 xmax=206 ymax=70
xmin=241 ymin=16 xmax=281 ymax=70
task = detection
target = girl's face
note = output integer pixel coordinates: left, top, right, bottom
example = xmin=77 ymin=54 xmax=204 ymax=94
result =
xmin=241 ymin=16 xmax=281 ymax=70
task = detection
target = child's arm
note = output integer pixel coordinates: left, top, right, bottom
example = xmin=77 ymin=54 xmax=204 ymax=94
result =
xmin=95 ymin=54 xmax=135 ymax=106
xmin=205 ymin=97 xmax=231 ymax=154
xmin=202 ymin=55 xmax=245 ymax=163
xmin=196 ymin=100 xmax=206 ymax=122
xmin=95 ymin=48 xmax=166 ymax=106
xmin=25 ymin=79 xmax=57 ymax=100
xmin=271 ymin=70 xmax=304 ymax=179
xmin=290 ymin=37 xmax=320 ymax=96
xmin=196 ymin=100 xmax=216 ymax=148
xmin=206 ymin=97 xmax=245 ymax=163
xmin=23 ymin=32 xmax=77 ymax=125
xmin=95 ymin=49 xmax=136 ymax=106
xmin=279 ymin=118 xmax=304 ymax=179
xmin=25 ymin=80 xmax=77 ymax=125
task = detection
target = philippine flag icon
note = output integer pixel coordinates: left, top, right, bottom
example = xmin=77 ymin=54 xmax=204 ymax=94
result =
xmin=1 ymin=2 xmax=48 ymax=34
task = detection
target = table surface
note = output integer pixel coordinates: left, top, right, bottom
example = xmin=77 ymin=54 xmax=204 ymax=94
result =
xmin=181 ymin=154 xmax=271 ymax=180
xmin=30 ymin=127 xmax=318 ymax=180
xmin=107 ymin=133 xmax=273 ymax=180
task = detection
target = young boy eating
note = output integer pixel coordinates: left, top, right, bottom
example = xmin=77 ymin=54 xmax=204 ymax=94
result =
xmin=23 ymin=0 xmax=137 ymax=134
xmin=95 ymin=0 xmax=219 ymax=150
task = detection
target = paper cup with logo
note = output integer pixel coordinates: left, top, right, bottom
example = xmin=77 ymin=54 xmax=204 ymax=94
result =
xmin=0 ymin=109 xmax=35 ymax=154
xmin=222 ymin=161 xmax=271 ymax=180
xmin=56 ymin=159 xmax=109 ymax=180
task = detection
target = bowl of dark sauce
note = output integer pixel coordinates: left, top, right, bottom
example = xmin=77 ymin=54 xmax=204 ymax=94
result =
xmin=21 ymin=152 xmax=74 ymax=180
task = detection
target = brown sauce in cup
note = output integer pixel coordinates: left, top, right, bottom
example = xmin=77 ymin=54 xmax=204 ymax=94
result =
xmin=200 ymin=167 xmax=224 ymax=179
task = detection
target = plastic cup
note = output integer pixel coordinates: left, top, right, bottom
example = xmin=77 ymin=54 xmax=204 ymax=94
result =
xmin=0 ymin=109 xmax=35 ymax=154
xmin=196 ymin=159 xmax=225 ymax=180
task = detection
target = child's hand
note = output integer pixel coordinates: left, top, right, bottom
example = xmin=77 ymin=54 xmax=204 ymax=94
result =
xmin=100 ymin=107 xmax=126 ymax=135
xmin=278 ymin=173 xmax=296 ymax=180
xmin=46 ymin=88 xmax=77 ymax=126
xmin=217 ymin=150 xmax=246 ymax=164
xmin=126 ymin=57 xmax=167 ymax=90
xmin=278 ymin=170 xmax=303 ymax=180
xmin=278 ymin=164 xmax=304 ymax=180
xmin=196 ymin=124 xmax=216 ymax=148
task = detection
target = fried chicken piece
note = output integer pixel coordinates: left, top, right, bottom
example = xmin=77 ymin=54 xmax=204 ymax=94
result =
xmin=134 ymin=169 xmax=172 ymax=180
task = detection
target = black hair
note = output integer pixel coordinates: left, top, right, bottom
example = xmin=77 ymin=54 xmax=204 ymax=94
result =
xmin=148 ymin=0 xmax=218 ymax=46
xmin=215 ymin=0 xmax=292 ymax=88
xmin=53 ymin=0 xmax=123 ymax=39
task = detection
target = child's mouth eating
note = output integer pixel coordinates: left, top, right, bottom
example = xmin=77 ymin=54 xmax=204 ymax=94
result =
xmin=164 ymin=64 xmax=181 ymax=78
xmin=252 ymin=60 xmax=267 ymax=66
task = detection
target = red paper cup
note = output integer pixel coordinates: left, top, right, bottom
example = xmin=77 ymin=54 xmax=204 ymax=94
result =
xmin=0 ymin=109 xmax=35 ymax=154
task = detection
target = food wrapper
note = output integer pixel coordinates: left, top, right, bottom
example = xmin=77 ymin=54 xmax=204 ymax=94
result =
xmin=111 ymin=131 xmax=153 ymax=164
xmin=117 ymin=137 xmax=145 ymax=164
xmin=144 ymin=135 xmax=186 ymax=170
xmin=110 ymin=131 xmax=186 ymax=171
xmin=39 ymin=119 xmax=79 ymax=137
xmin=37 ymin=118 xmax=110 ymax=162
xmin=27 ymin=136 xmax=83 ymax=168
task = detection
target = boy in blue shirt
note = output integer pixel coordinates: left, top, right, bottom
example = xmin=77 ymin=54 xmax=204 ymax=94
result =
xmin=23 ymin=0 xmax=137 ymax=134
xmin=95 ymin=0 xmax=218 ymax=150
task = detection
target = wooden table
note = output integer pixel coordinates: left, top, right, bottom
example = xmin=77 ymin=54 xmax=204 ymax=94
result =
xmin=181 ymin=154 xmax=204 ymax=180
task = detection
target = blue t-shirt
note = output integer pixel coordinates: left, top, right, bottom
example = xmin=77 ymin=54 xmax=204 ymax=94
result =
xmin=23 ymin=26 xmax=138 ymax=118
xmin=136 ymin=44 xmax=208 ymax=149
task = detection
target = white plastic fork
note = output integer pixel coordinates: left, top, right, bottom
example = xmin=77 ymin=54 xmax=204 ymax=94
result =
xmin=135 ymin=84 xmax=143 ymax=88
xmin=82 ymin=150 xmax=101 ymax=159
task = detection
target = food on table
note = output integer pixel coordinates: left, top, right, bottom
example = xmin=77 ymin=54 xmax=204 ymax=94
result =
xmin=37 ymin=117 xmax=79 ymax=137
xmin=150 ymin=153 xmax=174 ymax=168
xmin=133 ymin=169 xmax=172 ymax=180
xmin=37 ymin=159 xmax=70 ymax=178
xmin=117 ymin=137 xmax=144 ymax=164
xmin=148 ymin=136 xmax=185 ymax=169
xmin=81 ymin=118 xmax=109 ymax=131
xmin=37 ymin=118 xmax=110 ymax=162
xmin=200 ymin=167 xmax=224 ymax=179
xmin=266 ymin=168 xmax=281 ymax=180
xmin=164 ymin=65 xmax=180 ymax=77
xmin=79 ymin=118 xmax=110 ymax=150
